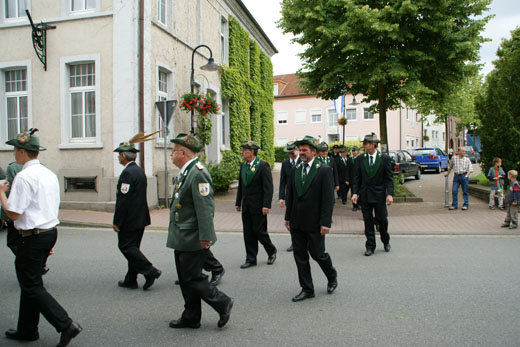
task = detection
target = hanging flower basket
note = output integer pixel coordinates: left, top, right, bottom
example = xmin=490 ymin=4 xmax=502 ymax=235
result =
xmin=180 ymin=92 xmax=220 ymax=116
xmin=338 ymin=117 xmax=348 ymax=126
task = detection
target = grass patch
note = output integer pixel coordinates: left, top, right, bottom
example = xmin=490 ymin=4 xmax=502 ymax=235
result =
xmin=473 ymin=172 xmax=490 ymax=187
xmin=393 ymin=176 xmax=416 ymax=197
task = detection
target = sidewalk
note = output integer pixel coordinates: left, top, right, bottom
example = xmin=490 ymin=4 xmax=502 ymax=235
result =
xmin=59 ymin=164 xmax=517 ymax=235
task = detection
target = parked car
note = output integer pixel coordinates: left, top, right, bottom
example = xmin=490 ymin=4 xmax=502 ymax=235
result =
xmin=389 ymin=150 xmax=421 ymax=180
xmin=457 ymin=146 xmax=480 ymax=163
xmin=412 ymin=147 xmax=449 ymax=173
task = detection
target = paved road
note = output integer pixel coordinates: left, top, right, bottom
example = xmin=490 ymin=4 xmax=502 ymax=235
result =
xmin=1 ymin=228 xmax=519 ymax=347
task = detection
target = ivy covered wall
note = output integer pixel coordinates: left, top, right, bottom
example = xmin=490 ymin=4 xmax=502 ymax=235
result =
xmin=221 ymin=17 xmax=275 ymax=168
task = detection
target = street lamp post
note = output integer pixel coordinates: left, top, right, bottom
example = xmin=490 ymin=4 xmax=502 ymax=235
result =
xmin=190 ymin=44 xmax=220 ymax=135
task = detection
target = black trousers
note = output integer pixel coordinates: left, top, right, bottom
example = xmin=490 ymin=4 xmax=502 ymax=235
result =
xmin=7 ymin=220 xmax=20 ymax=255
xmin=175 ymin=249 xmax=231 ymax=323
xmin=204 ymin=250 xmax=224 ymax=273
xmin=117 ymin=228 xmax=157 ymax=283
xmin=361 ymin=202 xmax=390 ymax=250
xmin=340 ymin=183 xmax=349 ymax=203
xmin=290 ymin=228 xmax=337 ymax=293
xmin=15 ymin=229 xmax=72 ymax=334
xmin=241 ymin=210 xmax=276 ymax=263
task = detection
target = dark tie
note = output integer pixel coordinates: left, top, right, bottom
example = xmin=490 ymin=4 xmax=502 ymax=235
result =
xmin=247 ymin=163 xmax=252 ymax=172
xmin=302 ymin=163 xmax=309 ymax=183
xmin=370 ymin=155 xmax=374 ymax=166
xmin=290 ymin=160 xmax=294 ymax=167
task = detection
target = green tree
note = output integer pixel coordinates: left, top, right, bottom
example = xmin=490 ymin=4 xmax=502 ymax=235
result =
xmin=279 ymin=0 xmax=491 ymax=147
xmin=477 ymin=27 xmax=520 ymax=175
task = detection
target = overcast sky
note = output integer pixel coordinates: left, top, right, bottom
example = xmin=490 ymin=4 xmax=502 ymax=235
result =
xmin=241 ymin=0 xmax=520 ymax=77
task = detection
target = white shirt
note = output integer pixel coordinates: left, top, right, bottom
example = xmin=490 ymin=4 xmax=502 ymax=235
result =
xmin=302 ymin=157 xmax=315 ymax=177
xmin=180 ymin=157 xmax=197 ymax=176
xmin=368 ymin=151 xmax=378 ymax=165
xmin=6 ymin=160 xmax=60 ymax=230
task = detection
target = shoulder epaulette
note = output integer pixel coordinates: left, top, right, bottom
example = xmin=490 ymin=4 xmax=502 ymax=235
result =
xmin=195 ymin=162 xmax=204 ymax=170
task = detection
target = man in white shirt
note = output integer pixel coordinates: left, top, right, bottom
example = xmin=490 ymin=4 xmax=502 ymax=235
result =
xmin=0 ymin=129 xmax=82 ymax=347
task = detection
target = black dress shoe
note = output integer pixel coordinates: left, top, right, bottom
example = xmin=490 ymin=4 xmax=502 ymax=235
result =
xmin=217 ymin=298 xmax=234 ymax=328
xmin=143 ymin=269 xmax=161 ymax=290
xmin=342 ymin=201 xmax=347 ymax=205
xmin=327 ymin=278 xmax=338 ymax=294
xmin=292 ymin=290 xmax=315 ymax=302
xmin=364 ymin=249 xmax=374 ymax=256
xmin=384 ymin=243 xmax=391 ymax=252
xmin=5 ymin=329 xmax=39 ymax=341
xmin=240 ymin=261 xmax=256 ymax=269
xmin=501 ymin=223 xmax=511 ymax=228
xmin=56 ymin=321 xmax=82 ymax=347
xmin=42 ymin=265 xmax=50 ymax=275
xmin=118 ymin=280 xmax=138 ymax=289
xmin=267 ymin=252 xmax=277 ymax=265
xmin=169 ymin=319 xmax=201 ymax=329
xmin=210 ymin=269 xmax=225 ymax=286
xmin=286 ymin=245 xmax=294 ymax=252
xmin=174 ymin=280 xmax=180 ymax=285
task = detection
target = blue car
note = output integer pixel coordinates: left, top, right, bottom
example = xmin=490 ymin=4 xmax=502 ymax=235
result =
xmin=412 ymin=147 xmax=449 ymax=173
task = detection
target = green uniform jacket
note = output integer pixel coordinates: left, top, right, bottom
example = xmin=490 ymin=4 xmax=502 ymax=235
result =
xmin=166 ymin=159 xmax=217 ymax=251
xmin=1 ymin=162 xmax=22 ymax=221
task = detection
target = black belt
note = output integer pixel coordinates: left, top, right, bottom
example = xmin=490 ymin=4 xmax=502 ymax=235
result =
xmin=455 ymin=172 xmax=467 ymax=175
xmin=18 ymin=227 xmax=56 ymax=237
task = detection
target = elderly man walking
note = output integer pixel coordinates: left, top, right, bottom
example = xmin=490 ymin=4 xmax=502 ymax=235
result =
xmin=445 ymin=147 xmax=474 ymax=210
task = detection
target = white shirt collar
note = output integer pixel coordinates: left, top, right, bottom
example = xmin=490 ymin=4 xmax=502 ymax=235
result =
xmin=180 ymin=157 xmax=197 ymax=175
xmin=22 ymin=159 xmax=40 ymax=170
xmin=247 ymin=157 xmax=257 ymax=166
xmin=123 ymin=161 xmax=134 ymax=170
xmin=304 ymin=157 xmax=315 ymax=168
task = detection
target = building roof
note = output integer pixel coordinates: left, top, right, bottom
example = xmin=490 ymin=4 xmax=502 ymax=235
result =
xmin=273 ymin=73 xmax=311 ymax=98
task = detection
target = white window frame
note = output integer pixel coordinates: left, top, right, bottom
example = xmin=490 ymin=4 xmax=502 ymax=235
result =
xmin=363 ymin=107 xmax=375 ymax=121
xmin=276 ymin=137 xmax=288 ymax=146
xmin=345 ymin=108 xmax=357 ymax=121
xmin=310 ymin=108 xmax=322 ymax=123
xmin=70 ymin=0 xmax=95 ymax=12
xmin=59 ymin=54 xmax=102 ymax=149
xmin=406 ymin=107 xmax=409 ymax=120
xmin=276 ymin=110 xmax=288 ymax=126
xmin=155 ymin=62 xmax=175 ymax=145
xmin=327 ymin=107 xmax=338 ymax=127
xmin=2 ymin=0 xmax=29 ymax=21
xmin=294 ymin=109 xmax=306 ymax=125
xmin=157 ymin=0 xmax=166 ymax=25
xmin=0 ymin=60 xmax=32 ymax=150
xmin=220 ymin=15 xmax=229 ymax=65
xmin=221 ymin=99 xmax=229 ymax=148
xmin=273 ymin=83 xmax=278 ymax=96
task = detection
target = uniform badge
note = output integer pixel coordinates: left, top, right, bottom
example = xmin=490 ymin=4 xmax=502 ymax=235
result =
xmin=175 ymin=212 xmax=179 ymax=222
xmin=174 ymin=192 xmax=179 ymax=199
xmin=120 ymin=183 xmax=130 ymax=194
xmin=199 ymin=183 xmax=210 ymax=196
xmin=251 ymin=167 xmax=255 ymax=172
xmin=175 ymin=184 xmax=179 ymax=190
xmin=176 ymin=203 xmax=182 ymax=209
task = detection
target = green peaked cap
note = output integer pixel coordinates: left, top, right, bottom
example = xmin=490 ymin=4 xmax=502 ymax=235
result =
xmin=284 ymin=141 xmax=297 ymax=152
xmin=362 ymin=132 xmax=381 ymax=143
xmin=170 ymin=133 xmax=202 ymax=152
xmin=241 ymin=140 xmax=261 ymax=150
xmin=6 ymin=128 xmax=46 ymax=151
xmin=113 ymin=142 xmax=139 ymax=153
xmin=295 ymin=135 xmax=319 ymax=150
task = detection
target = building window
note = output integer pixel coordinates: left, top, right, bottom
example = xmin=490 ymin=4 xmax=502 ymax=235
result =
xmin=156 ymin=68 xmax=169 ymax=139
xmin=295 ymin=110 xmax=306 ymax=124
xmin=273 ymin=83 xmax=278 ymax=96
xmin=71 ymin=0 xmax=95 ymax=12
xmin=406 ymin=108 xmax=409 ymax=120
xmin=64 ymin=176 xmax=96 ymax=192
xmin=363 ymin=108 xmax=374 ymax=120
xmin=220 ymin=15 xmax=229 ymax=65
xmin=276 ymin=137 xmax=288 ymax=146
xmin=4 ymin=0 xmax=26 ymax=18
xmin=345 ymin=108 xmax=356 ymax=121
xmin=4 ymin=68 xmax=28 ymax=140
xmin=69 ymin=63 xmax=95 ymax=138
xmin=327 ymin=108 xmax=338 ymax=127
xmin=423 ymin=129 xmax=427 ymax=137
xmin=276 ymin=111 xmax=288 ymax=125
xmin=442 ymin=132 xmax=445 ymax=141
xmin=220 ymin=99 xmax=229 ymax=147
xmin=310 ymin=109 xmax=322 ymax=123
xmin=406 ymin=137 xmax=410 ymax=149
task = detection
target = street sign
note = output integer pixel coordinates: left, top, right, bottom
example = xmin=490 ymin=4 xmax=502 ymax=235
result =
xmin=155 ymin=100 xmax=177 ymax=126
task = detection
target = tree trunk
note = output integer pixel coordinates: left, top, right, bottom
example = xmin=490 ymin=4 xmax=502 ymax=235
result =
xmin=377 ymin=81 xmax=388 ymax=151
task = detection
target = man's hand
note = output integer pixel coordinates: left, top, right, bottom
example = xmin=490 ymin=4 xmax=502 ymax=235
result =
xmin=352 ymin=194 xmax=358 ymax=204
xmin=386 ymin=195 xmax=393 ymax=206
xmin=335 ymin=186 xmax=340 ymax=192
xmin=320 ymin=226 xmax=330 ymax=235
xmin=200 ymin=240 xmax=212 ymax=249
xmin=494 ymin=177 xmax=499 ymax=180
xmin=235 ymin=206 xmax=241 ymax=212
xmin=0 ymin=181 xmax=9 ymax=194
xmin=262 ymin=207 xmax=270 ymax=215
xmin=112 ymin=225 xmax=120 ymax=232
xmin=279 ymin=199 xmax=285 ymax=208
xmin=444 ymin=171 xmax=450 ymax=177
xmin=284 ymin=220 xmax=290 ymax=231
xmin=346 ymin=181 xmax=350 ymax=186
xmin=513 ymin=201 xmax=518 ymax=206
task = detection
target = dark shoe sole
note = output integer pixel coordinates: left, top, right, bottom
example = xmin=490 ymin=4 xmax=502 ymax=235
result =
xmin=5 ymin=329 xmax=39 ymax=341
xmin=169 ymin=320 xmax=201 ymax=329
xmin=143 ymin=270 xmax=162 ymax=290
xmin=218 ymin=298 xmax=234 ymax=328
xmin=292 ymin=293 xmax=315 ymax=302
xmin=118 ymin=281 xmax=138 ymax=289
xmin=240 ymin=263 xmax=257 ymax=269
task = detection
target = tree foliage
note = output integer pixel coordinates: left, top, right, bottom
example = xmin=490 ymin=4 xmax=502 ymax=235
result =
xmin=279 ymin=0 xmax=491 ymax=147
xmin=477 ymin=27 xmax=520 ymax=175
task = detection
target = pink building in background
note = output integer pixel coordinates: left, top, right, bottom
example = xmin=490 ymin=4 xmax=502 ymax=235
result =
xmin=274 ymin=74 xmax=424 ymax=151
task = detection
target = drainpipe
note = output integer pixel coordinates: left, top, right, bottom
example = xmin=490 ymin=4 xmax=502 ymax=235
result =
xmin=138 ymin=0 xmax=145 ymax=171
xmin=399 ymin=101 xmax=402 ymax=150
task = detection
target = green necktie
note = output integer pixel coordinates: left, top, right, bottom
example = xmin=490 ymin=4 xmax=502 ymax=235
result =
xmin=302 ymin=163 xmax=309 ymax=183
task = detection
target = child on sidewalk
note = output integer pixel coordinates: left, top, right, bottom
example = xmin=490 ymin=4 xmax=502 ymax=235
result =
xmin=501 ymin=170 xmax=519 ymax=229
xmin=487 ymin=157 xmax=505 ymax=209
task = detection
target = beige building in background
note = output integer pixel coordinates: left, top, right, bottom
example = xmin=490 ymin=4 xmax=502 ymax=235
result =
xmin=0 ymin=0 xmax=276 ymax=210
